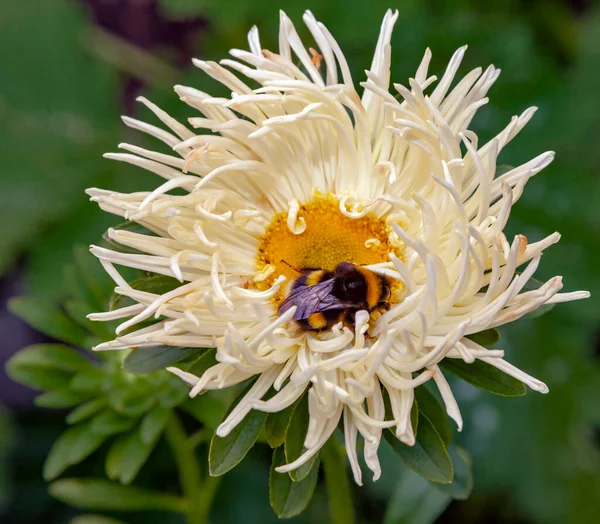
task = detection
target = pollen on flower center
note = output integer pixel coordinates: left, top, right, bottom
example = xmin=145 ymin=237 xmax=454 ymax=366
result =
xmin=256 ymin=193 xmax=401 ymax=308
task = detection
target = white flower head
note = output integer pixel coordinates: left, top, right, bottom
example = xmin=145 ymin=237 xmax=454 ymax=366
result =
xmin=88 ymin=10 xmax=589 ymax=484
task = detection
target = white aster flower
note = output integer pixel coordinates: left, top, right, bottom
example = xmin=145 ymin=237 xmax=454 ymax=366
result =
xmin=87 ymin=10 xmax=589 ymax=484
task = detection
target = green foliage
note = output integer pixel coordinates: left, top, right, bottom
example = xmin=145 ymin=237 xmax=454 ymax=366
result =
xmin=180 ymin=391 xmax=230 ymax=430
xmin=89 ymin=411 xmax=136 ymax=437
xmin=284 ymin=393 xmax=319 ymax=482
xmin=466 ymin=328 xmax=501 ymax=348
xmin=66 ymin=399 xmax=109 ymax=425
xmin=384 ymin=470 xmax=452 ymax=524
xmin=385 ymin=414 xmax=454 ymax=485
xmin=123 ymin=346 xmax=202 ymax=375
xmin=109 ymin=429 xmax=159 ymax=484
xmin=434 ymin=446 xmax=473 ymax=501
xmin=321 ymin=437 xmax=355 ymax=524
xmin=109 ymin=274 xmax=181 ymax=311
xmin=414 ymin=386 xmax=452 ymax=446
xmin=264 ymin=395 xmax=302 ymax=449
xmin=186 ymin=348 xmax=218 ymax=378
xmin=440 ymin=359 xmax=527 ymax=397
xmin=8 ymin=299 xmax=91 ymax=347
xmin=44 ymin=424 xmax=108 ymax=481
xmin=71 ymin=515 xmax=129 ymax=524
xmin=34 ymin=388 xmax=94 ymax=409
xmin=140 ymin=407 xmax=170 ymax=445
xmin=49 ymin=478 xmax=185 ymax=512
xmin=269 ymin=447 xmax=320 ymax=519
xmin=6 ymin=250 xmax=202 ymax=495
xmin=209 ymin=382 xmax=267 ymax=476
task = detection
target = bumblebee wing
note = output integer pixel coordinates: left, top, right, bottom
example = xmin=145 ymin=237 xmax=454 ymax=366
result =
xmin=278 ymin=280 xmax=333 ymax=318
xmin=278 ymin=282 xmax=312 ymax=316
xmin=279 ymin=279 xmax=354 ymax=321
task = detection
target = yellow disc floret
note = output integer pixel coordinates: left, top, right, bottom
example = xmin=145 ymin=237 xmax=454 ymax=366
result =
xmin=256 ymin=193 xmax=401 ymax=307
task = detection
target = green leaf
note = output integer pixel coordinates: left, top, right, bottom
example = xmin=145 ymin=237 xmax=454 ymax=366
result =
xmin=109 ymin=274 xmax=180 ymax=311
xmin=67 ymin=399 xmax=108 ymax=425
xmin=140 ymin=407 xmax=170 ymax=445
xmin=5 ymin=344 xmax=94 ymax=391
xmin=6 ymin=343 xmax=91 ymax=373
xmin=385 ymin=414 xmax=453 ymax=484
xmin=269 ymin=446 xmax=320 ymax=518
xmin=156 ymin=381 xmax=188 ymax=409
xmin=44 ymin=424 xmax=108 ymax=481
xmin=90 ymin=411 xmax=136 ymax=437
xmin=434 ymin=446 xmax=473 ymax=500
xmin=68 ymin=427 xmax=109 ymax=467
xmin=70 ymin=515 xmax=128 ymax=524
xmin=64 ymin=299 xmax=113 ymax=342
xmin=411 ymin=398 xmax=419 ymax=439
xmin=322 ymin=437 xmax=355 ymax=524
xmin=105 ymin=435 xmax=127 ymax=482
xmin=132 ymin=275 xmax=181 ymax=294
xmin=186 ymin=348 xmax=217 ymax=377
xmin=34 ymin=388 xmax=92 ymax=409
xmin=123 ymin=346 xmax=201 ymax=375
xmin=265 ymin=394 xmax=303 ymax=449
xmin=180 ymin=392 xmax=230 ymax=430
xmin=114 ymin=429 xmax=160 ymax=484
xmin=49 ymin=478 xmax=184 ymax=512
xmin=6 ymin=366 xmax=71 ymax=392
xmin=466 ymin=328 xmax=501 ymax=347
xmin=415 ymin=387 xmax=452 ymax=446
xmin=383 ymin=388 xmax=419 ymax=439
xmin=8 ymin=298 xmax=90 ymax=346
xmin=384 ymin=469 xmax=451 ymax=524
xmin=439 ymin=359 xmax=526 ymax=397
xmin=209 ymin=381 xmax=267 ymax=476
xmin=113 ymin=393 xmax=156 ymax=418
xmin=285 ymin=393 xmax=319 ymax=481
xmin=70 ymin=368 xmax=105 ymax=394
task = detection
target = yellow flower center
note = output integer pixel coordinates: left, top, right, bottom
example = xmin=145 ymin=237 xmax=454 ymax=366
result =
xmin=256 ymin=194 xmax=401 ymax=309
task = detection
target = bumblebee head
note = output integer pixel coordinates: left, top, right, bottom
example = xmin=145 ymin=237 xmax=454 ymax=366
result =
xmin=333 ymin=263 xmax=368 ymax=302
xmin=333 ymin=262 xmax=356 ymax=275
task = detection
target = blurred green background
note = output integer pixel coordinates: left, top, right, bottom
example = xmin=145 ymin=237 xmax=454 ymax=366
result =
xmin=1 ymin=0 xmax=600 ymax=522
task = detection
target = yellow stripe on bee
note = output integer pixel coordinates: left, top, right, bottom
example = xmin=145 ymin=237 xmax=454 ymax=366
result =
xmin=356 ymin=266 xmax=381 ymax=309
xmin=306 ymin=270 xmax=328 ymax=287
xmin=308 ymin=312 xmax=327 ymax=329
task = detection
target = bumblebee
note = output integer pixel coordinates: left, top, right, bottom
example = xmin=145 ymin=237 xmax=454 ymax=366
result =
xmin=278 ymin=262 xmax=391 ymax=331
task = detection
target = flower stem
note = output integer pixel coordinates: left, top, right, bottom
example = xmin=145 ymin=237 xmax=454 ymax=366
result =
xmin=188 ymin=427 xmax=212 ymax=449
xmin=197 ymin=473 xmax=223 ymax=523
xmin=322 ymin=437 xmax=355 ymax=524
xmin=164 ymin=412 xmax=206 ymax=524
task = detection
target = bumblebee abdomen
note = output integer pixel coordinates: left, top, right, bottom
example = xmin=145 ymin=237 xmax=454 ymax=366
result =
xmin=355 ymin=266 xmax=383 ymax=309
xmin=296 ymin=310 xmax=346 ymax=331
xmin=307 ymin=312 xmax=327 ymax=329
